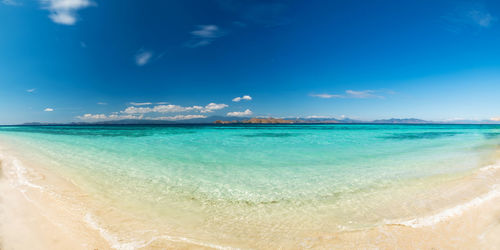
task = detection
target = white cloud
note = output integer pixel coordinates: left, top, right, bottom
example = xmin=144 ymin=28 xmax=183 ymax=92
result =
xmin=97 ymin=102 xmax=107 ymax=105
xmin=102 ymin=114 xmax=140 ymax=120
xmin=232 ymin=95 xmax=252 ymax=102
xmin=135 ymin=50 xmax=153 ymax=66
xmin=201 ymin=103 xmax=228 ymax=113
xmin=227 ymin=109 xmax=252 ymax=117
xmin=152 ymin=104 xmax=200 ymax=113
xmin=44 ymin=108 xmax=54 ymax=112
xmin=151 ymin=115 xmax=207 ymax=121
xmin=185 ymin=25 xmax=226 ymax=48
xmin=41 ymin=0 xmax=95 ymax=25
xmin=123 ymin=104 xmax=200 ymax=114
xmin=123 ymin=103 xmax=228 ymax=114
xmin=77 ymin=113 xmax=206 ymax=121
xmin=122 ymin=106 xmax=154 ymax=114
xmin=78 ymin=102 xmax=228 ymax=121
xmin=26 ymin=88 xmax=36 ymax=93
xmin=311 ymin=90 xmax=382 ymax=99
xmin=79 ymin=113 xmax=106 ymax=119
xmin=77 ymin=113 xmax=142 ymax=121
xmin=130 ymin=102 xmax=152 ymax=106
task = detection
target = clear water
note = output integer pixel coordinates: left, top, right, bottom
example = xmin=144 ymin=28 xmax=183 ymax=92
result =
xmin=1 ymin=124 xmax=500 ymax=247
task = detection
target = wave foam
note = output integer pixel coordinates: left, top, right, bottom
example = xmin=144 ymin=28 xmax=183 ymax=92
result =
xmin=0 ymin=153 xmax=44 ymax=191
xmin=479 ymin=162 xmax=500 ymax=172
xmin=84 ymin=213 xmax=238 ymax=250
xmin=391 ymin=185 xmax=500 ymax=228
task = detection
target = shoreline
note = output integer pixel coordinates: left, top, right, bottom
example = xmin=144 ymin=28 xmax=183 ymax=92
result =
xmin=1 ymin=137 xmax=500 ymax=249
xmin=0 ymin=146 xmax=238 ymax=249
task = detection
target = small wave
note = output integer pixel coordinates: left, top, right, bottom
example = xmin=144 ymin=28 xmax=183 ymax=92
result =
xmin=389 ymin=185 xmax=500 ymax=228
xmin=84 ymin=213 xmax=148 ymax=250
xmin=386 ymin=162 xmax=500 ymax=228
xmin=0 ymin=153 xmax=44 ymax=191
xmin=479 ymin=163 xmax=500 ymax=172
xmin=84 ymin=213 xmax=238 ymax=250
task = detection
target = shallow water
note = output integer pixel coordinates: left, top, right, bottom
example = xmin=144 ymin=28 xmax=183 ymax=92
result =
xmin=1 ymin=124 xmax=500 ymax=248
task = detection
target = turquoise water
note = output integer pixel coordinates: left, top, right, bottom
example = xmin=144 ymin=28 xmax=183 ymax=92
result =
xmin=1 ymin=124 xmax=500 ymax=247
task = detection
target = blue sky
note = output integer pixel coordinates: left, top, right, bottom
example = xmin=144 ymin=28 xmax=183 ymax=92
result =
xmin=0 ymin=0 xmax=499 ymax=124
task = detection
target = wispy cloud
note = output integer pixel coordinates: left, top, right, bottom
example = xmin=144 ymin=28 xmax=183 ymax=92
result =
xmin=97 ymin=102 xmax=107 ymax=105
xmin=217 ymin=1 xmax=290 ymax=27
xmin=310 ymin=93 xmax=344 ymax=99
xmin=227 ymin=109 xmax=252 ymax=117
xmin=232 ymin=21 xmax=247 ymax=27
xmin=44 ymin=108 xmax=54 ymax=112
xmin=311 ymin=90 xmax=383 ymax=99
xmin=191 ymin=25 xmax=223 ymax=38
xmin=130 ymin=102 xmax=152 ymax=106
xmin=2 ymin=0 xmax=21 ymax=6
xmin=135 ymin=49 xmax=154 ymax=66
xmin=185 ymin=25 xmax=226 ymax=48
xmin=443 ymin=5 xmax=497 ymax=32
xmin=232 ymin=95 xmax=252 ymax=102
xmin=468 ymin=9 xmax=496 ymax=27
xmin=491 ymin=117 xmax=500 ymax=122
xmin=345 ymin=90 xmax=381 ymax=99
xmin=26 ymin=88 xmax=36 ymax=93
xmin=41 ymin=0 xmax=95 ymax=25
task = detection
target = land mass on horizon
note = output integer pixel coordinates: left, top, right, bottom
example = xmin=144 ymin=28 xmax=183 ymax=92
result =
xmin=17 ymin=117 xmax=500 ymax=126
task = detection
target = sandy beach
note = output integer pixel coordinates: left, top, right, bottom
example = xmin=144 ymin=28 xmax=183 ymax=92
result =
xmin=1 ymin=135 xmax=500 ymax=249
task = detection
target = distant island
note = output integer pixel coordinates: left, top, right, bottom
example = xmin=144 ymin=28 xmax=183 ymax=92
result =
xmin=215 ymin=118 xmax=294 ymax=124
xmin=17 ymin=117 xmax=500 ymax=126
xmin=215 ymin=117 xmax=431 ymax=124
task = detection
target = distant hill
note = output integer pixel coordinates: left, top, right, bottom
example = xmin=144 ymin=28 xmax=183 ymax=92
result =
xmin=371 ymin=118 xmax=430 ymax=124
xmin=216 ymin=118 xmax=293 ymax=124
xmin=214 ymin=117 xmax=426 ymax=124
xmin=21 ymin=122 xmax=61 ymax=126
xmin=19 ymin=116 xmax=500 ymax=126
xmin=289 ymin=117 xmax=363 ymax=123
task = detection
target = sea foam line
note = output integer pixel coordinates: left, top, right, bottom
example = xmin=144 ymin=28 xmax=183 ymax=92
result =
xmin=479 ymin=163 xmax=500 ymax=172
xmin=0 ymin=153 xmax=237 ymax=250
xmin=386 ymin=162 xmax=500 ymax=228
xmin=84 ymin=213 xmax=239 ymax=250
xmin=0 ymin=153 xmax=44 ymax=191
xmin=391 ymin=185 xmax=500 ymax=228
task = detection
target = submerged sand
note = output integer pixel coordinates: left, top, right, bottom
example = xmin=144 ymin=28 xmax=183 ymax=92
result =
xmin=2 ymin=143 xmax=500 ymax=249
